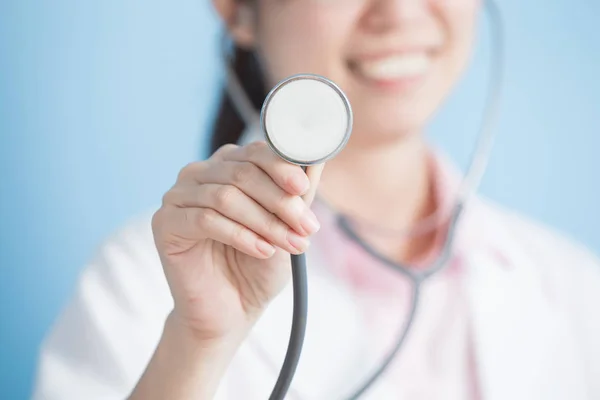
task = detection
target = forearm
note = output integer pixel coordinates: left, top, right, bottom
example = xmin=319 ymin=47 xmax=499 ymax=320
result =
xmin=129 ymin=312 xmax=239 ymax=400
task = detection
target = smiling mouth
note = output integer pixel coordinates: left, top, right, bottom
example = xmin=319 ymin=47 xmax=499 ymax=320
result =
xmin=348 ymin=53 xmax=432 ymax=90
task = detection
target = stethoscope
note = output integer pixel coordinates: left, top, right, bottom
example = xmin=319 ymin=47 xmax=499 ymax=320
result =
xmin=222 ymin=1 xmax=504 ymax=398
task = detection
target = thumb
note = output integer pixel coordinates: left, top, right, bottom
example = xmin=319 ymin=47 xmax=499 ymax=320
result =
xmin=302 ymin=164 xmax=325 ymax=207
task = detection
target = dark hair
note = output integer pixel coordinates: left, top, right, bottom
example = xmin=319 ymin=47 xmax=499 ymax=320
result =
xmin=209 ymin=46 xmax=267 ymax=155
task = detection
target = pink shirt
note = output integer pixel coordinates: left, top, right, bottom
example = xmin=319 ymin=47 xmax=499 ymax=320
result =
xmin=306 ymin=150 xmax=483 ymax=399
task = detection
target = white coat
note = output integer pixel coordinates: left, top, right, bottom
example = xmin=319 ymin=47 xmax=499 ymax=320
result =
xmin=30 ymin=133 xmax=600 ymax=399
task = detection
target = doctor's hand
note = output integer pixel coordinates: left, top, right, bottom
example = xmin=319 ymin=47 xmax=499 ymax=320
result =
xmin=151 ymin=141 xmax=323 ymax=345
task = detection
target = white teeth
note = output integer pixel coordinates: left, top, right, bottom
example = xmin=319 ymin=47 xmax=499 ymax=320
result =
xmin=356 ymin=54 xmax=430 ymax=80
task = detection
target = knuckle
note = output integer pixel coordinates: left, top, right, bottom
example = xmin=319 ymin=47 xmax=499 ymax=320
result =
xmin=232 ymin=162 xmax=256 ymax=186
xmin=213 ymin=143 xmax=238 ymax=159
xmin=245 ymin=141 xmax=267 ymax=158
xmin=214 ymin=185 xmax=238 ymax=210
xmin=177 ymin=161 xmax=203 ymax=182
xmin=161 ymin=188 xmax=178 ymax=206
xmin=230 ymin=223 xmax=247 ymax=246
xmin=177 ymin=162 xmax=195 ymax=181
xmin=274 ymin=192 xmax=293 ymax=216
xmin=196 ymin=208 xmax=217 ymax=229
xmin=263 ymin=213 xmax=284 ymax=238
xmin=152 ymin=206 xmax=174 ymax=238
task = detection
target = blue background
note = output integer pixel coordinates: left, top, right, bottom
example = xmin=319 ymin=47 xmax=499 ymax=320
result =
xmin=0 ymin=0 xmax=598 ymax=398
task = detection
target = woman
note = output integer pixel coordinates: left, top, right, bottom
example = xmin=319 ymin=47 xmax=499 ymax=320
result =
xmin=33 ymin=0 xmax=600 ymax=399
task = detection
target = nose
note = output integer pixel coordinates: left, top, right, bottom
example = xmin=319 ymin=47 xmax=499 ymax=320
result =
xmin=362 ymin=0 xmax=429 ymax=32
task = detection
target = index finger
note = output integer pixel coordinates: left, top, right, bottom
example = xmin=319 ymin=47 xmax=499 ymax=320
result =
xmin=222 ymin=141 xmax=310 ymax=196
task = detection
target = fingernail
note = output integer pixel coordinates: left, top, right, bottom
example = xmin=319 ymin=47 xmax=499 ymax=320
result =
xmin=300 ymin=209 xmax=320 ymax=234
xmin=256 ymin=239 xmax=276 ymax=257
xmin=291 ymin=174 xmax=309 ymax=194
xmin=287 ymin=231 xmax=310 ymax=253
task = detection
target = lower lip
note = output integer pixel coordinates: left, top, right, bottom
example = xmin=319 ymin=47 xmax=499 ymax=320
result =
xmin=349 ymin=65 xmax=427 ymax=93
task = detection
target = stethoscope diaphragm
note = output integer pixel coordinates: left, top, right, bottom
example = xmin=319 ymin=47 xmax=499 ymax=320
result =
xmin=260 ymin=74 xmax=353 ymax=166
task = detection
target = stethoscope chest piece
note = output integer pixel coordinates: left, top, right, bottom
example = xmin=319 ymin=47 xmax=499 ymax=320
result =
xmin=260 ymin=74 xmax=353 ymax=166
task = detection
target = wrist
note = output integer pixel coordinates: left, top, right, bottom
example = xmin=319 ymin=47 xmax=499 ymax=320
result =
xmin=165 ymin=311 xmax=247 ymax=356
xmin=130 ymin=312 xmax=242 ymax=400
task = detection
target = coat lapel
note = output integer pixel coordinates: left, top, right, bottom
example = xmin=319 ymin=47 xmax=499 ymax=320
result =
xmin=463 ymin=206 xmax=588 ymax=400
